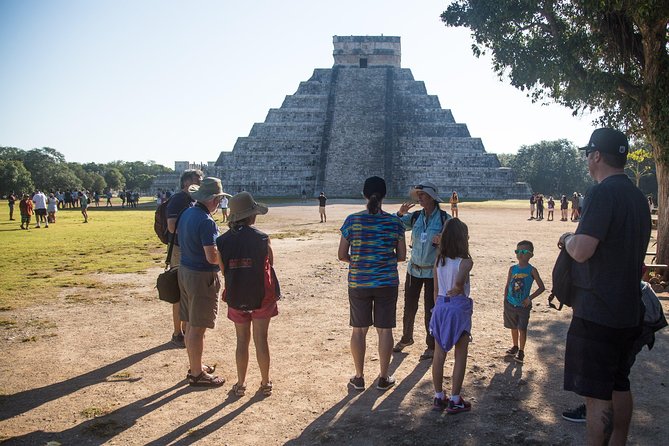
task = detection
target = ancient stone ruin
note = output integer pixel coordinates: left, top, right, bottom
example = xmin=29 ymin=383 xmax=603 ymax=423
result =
xmin=215 ymin=36 xmax=530 ymax=199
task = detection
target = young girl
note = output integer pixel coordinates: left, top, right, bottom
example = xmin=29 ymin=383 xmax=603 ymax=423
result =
xmin=449 ymin=191 xmax=459 ymax=218
xmin=217 ymin=191 xmax=277 ymax=397
xmin=429 ymin=218 xmax=473 ymax=414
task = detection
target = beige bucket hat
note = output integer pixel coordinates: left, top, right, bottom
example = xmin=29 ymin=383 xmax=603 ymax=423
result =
xmin=228 ymin=191 xmax=268 ymax=223
xmin=188 ymin=177 xmax=231 ymax=202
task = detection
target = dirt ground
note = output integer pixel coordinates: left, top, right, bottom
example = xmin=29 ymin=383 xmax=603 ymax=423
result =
xmin=1 ymin=201 xmax=667 ymax=446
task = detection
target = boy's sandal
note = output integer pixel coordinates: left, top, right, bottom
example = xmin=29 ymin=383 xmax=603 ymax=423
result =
xmin=260 ymin=381 xmax=273 ymax=396
xmin=189 ymin=372 xmax=225 ymax=387
xmin=187 ymin=364 xmax=217 ymax=376
xmin=232 ymin=383 xmax=247 ymax=397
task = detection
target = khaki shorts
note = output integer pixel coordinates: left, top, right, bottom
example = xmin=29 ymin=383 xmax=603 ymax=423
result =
xmin=178 ymin=266 xmax=221 ymax=329
xmin=319 ymin=206 xmax=326 ymax=215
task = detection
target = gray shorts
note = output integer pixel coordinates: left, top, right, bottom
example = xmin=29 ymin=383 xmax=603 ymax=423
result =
xmin=503 ymin=299 xmax=531 ymax=330
xmin=178 ymin=266 xmax=221 ymax=329
xmin=348 ymin=286 xmax=398 ymax=328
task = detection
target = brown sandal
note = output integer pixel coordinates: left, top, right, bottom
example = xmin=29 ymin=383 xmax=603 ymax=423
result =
xmin=187 ymin=364 xmax=217 ymax=378
xmin=189 ymin=372 xmax=225 ymax=387
xmin=232 ymin=383 xmax=246 ymax=396
xmin=260 ymin=381 xmax=273 ymax=396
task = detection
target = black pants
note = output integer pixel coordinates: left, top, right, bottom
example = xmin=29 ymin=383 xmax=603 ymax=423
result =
xmin=399 ymin=273 xmax=435 ymax=350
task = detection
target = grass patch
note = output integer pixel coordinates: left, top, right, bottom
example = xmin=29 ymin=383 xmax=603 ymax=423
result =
xmin=0 ymin=205 xmax=165 ymax=308
xmin=80 ymin=407 xmax=110 ymax=418
xmin=0 ymin=319 xmax=17 ymax=328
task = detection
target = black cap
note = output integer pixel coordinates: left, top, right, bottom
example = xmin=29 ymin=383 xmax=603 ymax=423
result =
xmin=579 ymin=128 xmax=629 ymax=157
xmin=363 ymin=176 xmax=386 ymax=199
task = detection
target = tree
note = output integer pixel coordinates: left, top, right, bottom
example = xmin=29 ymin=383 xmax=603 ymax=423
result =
xmin=510 ymin=140 xmax=591 ymax=196
xmin=442 ymin=0 xmax=669 ymax=268
xmin=0 ymin=160 xmax=34 ymax=195
xmin=90 ymin=173 xmax=107 ymax=193
xmin=0 ymin=147 xmax=26 ymax=162
xmin=496 ymin=153 xmax=515 ymax=168
xmin=104 ymin=168 xmax=125 ymax=191
xmin=626 ymin=147 xmax=654 ymax=188
xmin=23 ymin=147 xmax=82 ymax=192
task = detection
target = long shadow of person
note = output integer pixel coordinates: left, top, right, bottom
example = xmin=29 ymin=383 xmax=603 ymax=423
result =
xmin=0 ymin=343 xmax=172 ymax=422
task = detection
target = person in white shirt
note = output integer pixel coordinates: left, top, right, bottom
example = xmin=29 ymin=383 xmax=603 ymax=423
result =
xmin=32 ymin=190 xmax=48 ymax=228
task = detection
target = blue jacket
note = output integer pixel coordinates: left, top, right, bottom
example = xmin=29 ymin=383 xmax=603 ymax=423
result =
xmin=398 ymin=207 xmax=450 ymax=278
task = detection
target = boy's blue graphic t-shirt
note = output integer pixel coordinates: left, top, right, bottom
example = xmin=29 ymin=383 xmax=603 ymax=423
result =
xmin=506 ymin=264 xmax=534 ymax=307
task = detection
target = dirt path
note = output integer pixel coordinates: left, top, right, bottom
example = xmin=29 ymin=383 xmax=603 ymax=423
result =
xmin=1 ymin=202 xmax=667 ymax=445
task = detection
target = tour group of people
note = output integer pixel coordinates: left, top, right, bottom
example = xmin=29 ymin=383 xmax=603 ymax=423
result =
xmin=161 ymin=128 xmax=651 ymax=444
xmin=529 ymin=192 xmax=584 ymax=222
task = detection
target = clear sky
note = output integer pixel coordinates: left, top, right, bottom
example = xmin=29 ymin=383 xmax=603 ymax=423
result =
xmin=0 ymin=0 xmax=597 ymax=168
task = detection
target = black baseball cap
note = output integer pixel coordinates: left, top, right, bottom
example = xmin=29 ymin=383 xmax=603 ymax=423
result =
xmin=579 ymin=128 xmax=629 ymax=157
xmin=363 ymin=176 xmax=387 ymax=199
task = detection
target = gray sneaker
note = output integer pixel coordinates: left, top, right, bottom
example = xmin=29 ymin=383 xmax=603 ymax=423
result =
xmin=171 ymin=332 xmax=185 ymax=348
xmin=376 ymin=376 xmax=396 ymax=391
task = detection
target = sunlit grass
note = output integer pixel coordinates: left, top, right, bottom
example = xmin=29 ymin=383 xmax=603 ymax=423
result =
xmin=0 ymin=201 xmax=165 ymax=308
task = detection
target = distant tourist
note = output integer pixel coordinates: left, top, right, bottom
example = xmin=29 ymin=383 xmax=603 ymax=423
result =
xmin=560 ymin=194 xmax=569 ymax=221
xmin=318 ymin=192 xmax=327 ymax=223
xmin=529 ymin=193 xmax=536 ymax=220
xmin=33 ymin=190 xmax=48 ymax=228
xmin=106 ymin=190 xmax=113 ymax=207
xmin=7 ymin=191 xmax=16 ymax=221
xmin=178 ymin=177 xmax=228 ymax=387
xmin=19 ymin=194 xmax=33 ymax=230
xmin=79 ymin=191 xmax=89 ymax=223
xmin=536 ymin=194 xmax=544 ymax=220
xmin=47 ymin=193 xmax=58 ymax=224
xmin=449 ymin=191 xmax=459 ymax=218
xmin=219 ymin=194 xmax=228 ymax=223
xmin=547 ymin=196 xmax=555 ymax=221
xmin=301 ymin=188 xmax=306 ymax=202
xmin=393 ymin=181 xmax=450 ymax=361
xmin=338 ymin=176 xmax=406 ymax=391
xmin=217 ymin=191 xmax=276 ymax=397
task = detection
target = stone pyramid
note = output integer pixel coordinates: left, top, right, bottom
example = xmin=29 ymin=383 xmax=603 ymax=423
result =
xmin=215 ymin=36 xmax=530 ymax=199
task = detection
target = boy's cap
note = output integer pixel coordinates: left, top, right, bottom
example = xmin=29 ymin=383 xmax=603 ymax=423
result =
xmin=579 ymin=128 xmax=629 ymax=157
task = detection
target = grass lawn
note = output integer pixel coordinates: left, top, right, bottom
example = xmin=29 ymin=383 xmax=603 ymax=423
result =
xmin=0 ymin=200 xmax=165 ymax=309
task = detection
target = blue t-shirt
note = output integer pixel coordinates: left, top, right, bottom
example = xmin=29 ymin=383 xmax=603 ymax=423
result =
xmin=506 ymin=264 xmax=534 ymax=307
xmin=177 ymin=205 xmax=220 ymax=272
xmin=340 ymin=210 xmax=404 ymax=288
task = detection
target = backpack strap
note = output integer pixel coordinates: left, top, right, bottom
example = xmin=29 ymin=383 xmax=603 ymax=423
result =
xmin=165 ymin=208 xmax=186 ymax=269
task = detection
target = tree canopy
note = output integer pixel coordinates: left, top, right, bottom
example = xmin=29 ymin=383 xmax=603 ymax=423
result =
xmin=442 ymin=0 xmax=669 ymax=267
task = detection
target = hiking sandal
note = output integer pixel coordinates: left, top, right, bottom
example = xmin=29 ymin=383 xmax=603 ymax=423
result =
xmin=232 ymin=383 xmax=247 ymax=397
xmin=260 ymin=381 xmax=273 ymax=396
xmin=187 ymin=364 xmax=217 ymax=377
xmin=189 ymin=372 xmax=225 ymax=387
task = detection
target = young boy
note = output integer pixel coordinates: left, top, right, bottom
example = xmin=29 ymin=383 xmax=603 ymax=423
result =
xmin=503 ymin=240 xmax=545 ymax=363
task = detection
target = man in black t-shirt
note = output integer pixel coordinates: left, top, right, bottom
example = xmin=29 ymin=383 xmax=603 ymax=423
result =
xmin=558 ymin=128 xmax=650 ymax=444
xmin=165 ymin=169 xmax=203 ymax=347
xmin=318 ymin=192 xmax=327 ymax=223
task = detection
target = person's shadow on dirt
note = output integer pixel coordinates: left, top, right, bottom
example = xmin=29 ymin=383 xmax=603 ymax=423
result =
xmin=284 ymin=351 xmax=432 ymax=445
xmin=0 ymin=343 xmax=172 ymax=422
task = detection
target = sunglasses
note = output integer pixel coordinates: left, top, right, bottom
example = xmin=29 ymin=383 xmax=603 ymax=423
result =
xmin=515 ymin=249 xmax=532 ymax=254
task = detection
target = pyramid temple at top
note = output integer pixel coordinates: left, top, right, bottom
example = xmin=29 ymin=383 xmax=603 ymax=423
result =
xmin=215 ymin=36 xmax=530 ymax=199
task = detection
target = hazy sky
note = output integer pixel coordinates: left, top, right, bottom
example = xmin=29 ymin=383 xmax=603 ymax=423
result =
xmin=0 ymin=0 xmax=597 ymax=168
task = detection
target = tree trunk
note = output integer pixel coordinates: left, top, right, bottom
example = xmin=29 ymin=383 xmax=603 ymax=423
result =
xmin=655 ymin=162 xmax=669 ymax=280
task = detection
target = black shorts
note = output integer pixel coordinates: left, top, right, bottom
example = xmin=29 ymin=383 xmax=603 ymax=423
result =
xmin=348 ymin=286 xmax=398 ymax=328
xmin=35 ymin=208 xmax=47 ymax=216
xmin=564 ymin=316 xmax=641 ymax=400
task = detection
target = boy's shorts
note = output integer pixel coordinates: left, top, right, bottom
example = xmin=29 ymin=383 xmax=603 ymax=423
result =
xmin=503 ymin=299 xmax=531 ymax=330
xmin=21 ymin=215 xmax=30 ymax=224
xmin=348 ymin=286 xmax=398 ymax=328
xmin=178 ymin=266 xmax=221 ymax=329
xmin=564 ymin=316 xmax=641 ymax=400
xmin=227 ymin=295 xmax=278 ymax=324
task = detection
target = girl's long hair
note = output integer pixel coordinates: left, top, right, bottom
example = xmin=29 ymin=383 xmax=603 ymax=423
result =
xmin=437 ymin=218 xmax=470 ymax=266
xmin=367 ymin=193 xmax=382 ymax=214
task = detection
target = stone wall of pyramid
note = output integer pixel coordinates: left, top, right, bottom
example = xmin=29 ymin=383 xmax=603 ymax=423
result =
xmin=215 ymin=36 xmax=530 ymax=199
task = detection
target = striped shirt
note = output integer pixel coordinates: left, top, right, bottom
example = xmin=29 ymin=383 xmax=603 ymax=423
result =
xmin=340 ymin=210 xmax=404 ymax=288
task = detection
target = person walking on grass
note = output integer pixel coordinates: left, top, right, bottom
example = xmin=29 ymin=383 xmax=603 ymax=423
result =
xmin=559 ymin=128 xmax=650 ymax=445
xmin=79 ymin=191 xmax=89 ymax=223
xmin=318 ymin=192 xmax=327 ymax=223
xmin=19 ymin=194 xmax=33 ymax=230
xmin=178 ymin=177 xmax=230 ymax=387
xmin=33 ymin=189 xmax=48 ymax=228
xmin=47 ymin=193 xmax=58 ymax=224
xmin=430 ymin=218 xmax=473 ymax=414
xmin=217 ymin=191 xmax=277 ymax=397
xmin=502 ymin=240 xmax=545 ymax=364
xmin=393 ymin=181 xmax=450 ymax=361
xmin=338 ymin=176 xmax=406 ymax=391
xmin=166 ymin=169 xmax=203 ymax=348
xmin=8 ymin=191 xmax=16 ymax=221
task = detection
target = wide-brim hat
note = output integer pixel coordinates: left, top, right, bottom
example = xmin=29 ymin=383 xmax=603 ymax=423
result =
xmin=410 ymin=180 xmax=442 ymax=203
xmin=228 ymin=191 xmax=268 ymax=223
xmin=188 ymin=177 xmax=231 ymax=202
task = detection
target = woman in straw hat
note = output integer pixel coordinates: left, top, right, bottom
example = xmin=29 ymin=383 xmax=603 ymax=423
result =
xmin=338 ymin=176 xmax=407 ymax=391
xmin=178 ymin=177 xmax=230 ymax=387
xmin=216 ymin=191 xmax=277 ymax=397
